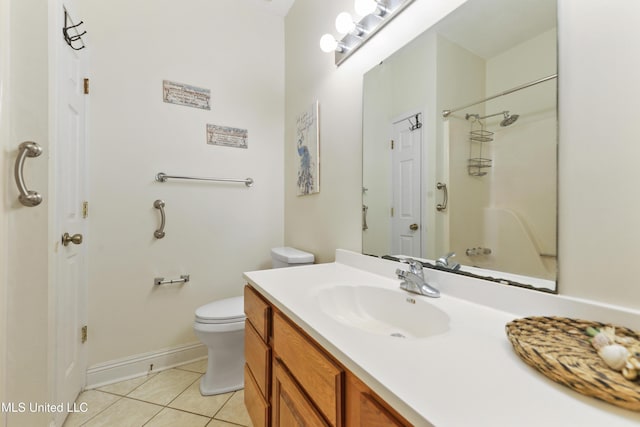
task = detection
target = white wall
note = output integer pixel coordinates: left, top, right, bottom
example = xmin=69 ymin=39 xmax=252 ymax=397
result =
xmin=1 ymin=0 xmax=51 ymax=425
xmin=285 ymin=0 xmax=640 ymax=310
xmin=558 ymin=0 xmax=640 ymax=307
xmin=0 ymin=0 xmax=8 ymax=422
xmin=79 ymin=0 xmax=285 ymax=367
xmin=362 ymin=62 xmax=393 ymax=255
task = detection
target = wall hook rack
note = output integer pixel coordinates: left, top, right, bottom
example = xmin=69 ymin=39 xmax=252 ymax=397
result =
xmin=407 ymin=113 xmax=422 ymax=131
xmin=63 ymin=10 xmax=87 ymax=50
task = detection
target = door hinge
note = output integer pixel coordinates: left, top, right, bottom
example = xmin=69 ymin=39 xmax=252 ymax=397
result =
xmin=390 ymin=207 xmax=394 ymax=217
xmin=83 ymin=78 xmax=90 ymax=94
xmin=391 ymin=140 xmax=394 ymax=150
xmin=82 ymin=201 xmax=89 ymax=218
xmin=81 ymin=325 xmax=88 ymax=343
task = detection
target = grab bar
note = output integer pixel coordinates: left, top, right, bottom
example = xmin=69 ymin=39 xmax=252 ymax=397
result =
xmin=154 ymin=275 xmax=190 ymax=286
xmin=14 ymin=141 xmax=43 ymax=207
xmin=362 ymin=204 xmax=368 ymax=231
xmin=155 ymin=172 xmax=253 ymax=187
xmin=153 ymin=199 xmax=166 ymax=239
xmin=436 ymin=182 xmax=448 ymax=212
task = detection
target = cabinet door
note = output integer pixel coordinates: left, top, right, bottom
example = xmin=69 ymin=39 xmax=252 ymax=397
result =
xmin=359 ymin=393 xmax=406 ymax=427
xmin=345 ymin=372 xmax=410 ymax=427
xmin=272 ymin=359 xmax=329 ymax=427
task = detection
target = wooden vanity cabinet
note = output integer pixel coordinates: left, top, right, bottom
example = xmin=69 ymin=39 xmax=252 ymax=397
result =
xmin=244 ymin=285 xmax=412 ymax=427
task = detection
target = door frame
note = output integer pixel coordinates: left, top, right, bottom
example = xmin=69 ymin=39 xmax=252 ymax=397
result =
xmin=0 ymin=0 xmax=10 ymax=422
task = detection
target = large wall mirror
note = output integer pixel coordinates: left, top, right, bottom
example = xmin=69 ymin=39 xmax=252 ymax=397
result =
xmin=362 ymin=0 xmax=557 ymax=292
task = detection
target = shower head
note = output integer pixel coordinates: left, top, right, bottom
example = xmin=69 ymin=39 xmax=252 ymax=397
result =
xmin=500 ymin=111 xmax=519 ymax=127
xmin=467 ymin=110 xmax=519 ymax=126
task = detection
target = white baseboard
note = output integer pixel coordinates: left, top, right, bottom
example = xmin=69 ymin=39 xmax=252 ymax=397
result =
xmin=86 ymin=342 xmax=207 ymax=390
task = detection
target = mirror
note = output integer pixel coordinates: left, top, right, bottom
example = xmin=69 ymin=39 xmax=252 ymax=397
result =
xmin=362 ymin=0 xmax=557 ymax=292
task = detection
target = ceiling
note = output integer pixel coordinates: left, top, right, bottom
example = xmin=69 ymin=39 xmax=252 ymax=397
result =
xmin=244 ymin=0 xmax=296 ymax=17
xmin=433 ymin=0 xmax=556 ymax=59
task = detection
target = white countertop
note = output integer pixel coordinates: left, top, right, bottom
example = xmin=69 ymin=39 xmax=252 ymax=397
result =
xmin=243 ymin=250 xmax=640 ymax=427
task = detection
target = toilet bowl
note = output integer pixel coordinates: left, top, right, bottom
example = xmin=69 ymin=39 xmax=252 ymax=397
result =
xmin=194 ymin=247 xmax=313 ymax=396
xmin=193 ymin=296 xmax=245 ymax=395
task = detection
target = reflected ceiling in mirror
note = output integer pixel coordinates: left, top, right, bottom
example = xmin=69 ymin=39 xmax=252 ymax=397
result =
xmin=362 ymin=0 xmax=557 ymax=292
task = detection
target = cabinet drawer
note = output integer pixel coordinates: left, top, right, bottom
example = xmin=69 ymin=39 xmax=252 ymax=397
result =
xmin=245 ymin=285 xmax=270 ymax=341
xmin=245 ymin=320 xmax=271 ymax=398
xmin=245 ymin=364 xmax=270 ymax=427
xmin=273 ymin=312 xmax=343 ymax=427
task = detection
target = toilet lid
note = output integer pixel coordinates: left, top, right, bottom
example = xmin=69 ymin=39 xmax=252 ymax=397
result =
xmin=195 ymin=296 xmax=246 ymax=324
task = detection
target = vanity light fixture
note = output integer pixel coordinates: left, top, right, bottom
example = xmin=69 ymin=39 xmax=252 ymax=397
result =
xmin=320 ymin=0 xmax=416 ymax=66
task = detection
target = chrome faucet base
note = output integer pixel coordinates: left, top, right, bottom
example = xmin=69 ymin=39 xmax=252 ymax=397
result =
xmin=436 ymin=252 xmax=461 ymax=271
xmin=395 ymin=260 xmax=440 ymax=298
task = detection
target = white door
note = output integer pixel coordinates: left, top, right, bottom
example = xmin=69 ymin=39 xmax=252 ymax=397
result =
xmin=391 ymin=115 xmax=422 ymax=257
xmin=54 ymin=4 xmax=88 ymax=423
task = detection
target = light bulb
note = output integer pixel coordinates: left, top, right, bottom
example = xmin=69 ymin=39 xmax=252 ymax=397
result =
xmin=335 ymin=12 xmax=356 ymax=34
xmin=319 ymin=34 xmax=338 ymax=53
xmin=354 ymin=0 xmax=378 ymax=16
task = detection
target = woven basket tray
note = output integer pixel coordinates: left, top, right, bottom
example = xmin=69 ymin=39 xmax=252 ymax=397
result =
xmin=505 ymin=316 xmax=640 ymax=411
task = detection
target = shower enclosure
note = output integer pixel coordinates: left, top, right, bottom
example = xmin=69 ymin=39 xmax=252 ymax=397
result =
xmin=443 ymin=73 xmax=557 ymax=280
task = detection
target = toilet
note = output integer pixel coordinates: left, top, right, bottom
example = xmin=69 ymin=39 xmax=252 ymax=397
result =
xmin=193 ymin=296 xmax=245 ymax=395
xmin=270 ymin=246 xmax=315 ymax=268
xmin=193 ymin=246 xmax=314 ymax=395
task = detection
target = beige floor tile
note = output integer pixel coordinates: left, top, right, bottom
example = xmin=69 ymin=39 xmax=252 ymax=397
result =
xmin=145 ymin=408 xmax=210 ymax=427
xmin=177 ymin=358 xmax=208 ymax=374
xmin=97 ymin=373 xmax=157 ymax=396
xmin=214 ymin=390 xmax=252 ymax=427
xmin=128 ymin=369 xmax=201 ymax=405
xmin=169 ymin=380 xmax=233 ymax=417
xmin=82 ymin=397 xmax=162 ymax=427
xmin=62 ymin=390 xmax=120 ymax=427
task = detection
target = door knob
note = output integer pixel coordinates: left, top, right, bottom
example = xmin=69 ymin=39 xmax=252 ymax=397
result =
xmin=409 ymin=223 xmax=419 ymax=231
xmin=62 ymin=232 xmax=83 ymax=246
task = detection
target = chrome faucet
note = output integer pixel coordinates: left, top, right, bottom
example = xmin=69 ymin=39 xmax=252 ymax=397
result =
xmin=395 ymin=259 xmax=440 ymax=298
xmin=435 ymin=252 xmax=461 ymax=271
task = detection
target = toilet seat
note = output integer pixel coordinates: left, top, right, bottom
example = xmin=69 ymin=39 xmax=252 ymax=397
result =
xmin=195 ymin=296 xmax=245 ymax=324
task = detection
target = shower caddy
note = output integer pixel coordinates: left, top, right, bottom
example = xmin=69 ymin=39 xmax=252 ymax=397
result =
xmin=467 ymin=116 xmax=493 ymax=176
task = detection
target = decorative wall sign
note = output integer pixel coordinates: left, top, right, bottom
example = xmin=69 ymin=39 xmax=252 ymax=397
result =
xmin=295 ymin=101 xmax=320 ymax=196
xmin=163 ymin=80 xmax=211 ymax=110
xmin=206 ymin=124 xmax=248 ymax=149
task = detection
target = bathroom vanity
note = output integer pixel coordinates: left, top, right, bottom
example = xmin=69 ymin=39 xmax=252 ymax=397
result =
xmin=243 ymin=250 xmax=640 ymax=426
xmin=244 ymin=284 xmax=410 ymax=427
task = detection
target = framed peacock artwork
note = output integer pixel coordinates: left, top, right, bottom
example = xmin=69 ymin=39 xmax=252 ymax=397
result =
xmin=295 ymin=101 xmax=320 ymax=196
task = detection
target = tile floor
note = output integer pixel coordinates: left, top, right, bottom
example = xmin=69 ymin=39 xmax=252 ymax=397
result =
xmin=63 ymin=359 xmax=253 ymax=427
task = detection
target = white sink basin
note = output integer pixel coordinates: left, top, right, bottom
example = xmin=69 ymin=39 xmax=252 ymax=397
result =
xmin=315 ymin=284 xmax=450 ymax=339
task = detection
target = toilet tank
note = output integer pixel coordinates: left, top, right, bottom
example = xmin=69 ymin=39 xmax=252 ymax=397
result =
xmin=271 ymin=247 xmax=314 ymax=268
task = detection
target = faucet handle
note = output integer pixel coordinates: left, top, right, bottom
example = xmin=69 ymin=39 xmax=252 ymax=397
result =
xmin=399 ymin=258 xmax=423 ymax=277
xmin=395 ymin=268 xmax=408 ymax=279
xmin=436 ymin=252 xmax=456 ymax=267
